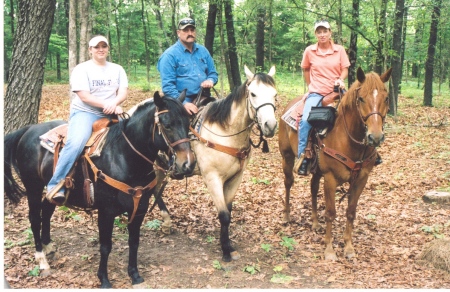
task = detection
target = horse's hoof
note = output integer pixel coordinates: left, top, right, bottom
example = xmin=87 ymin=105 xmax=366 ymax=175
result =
xmin=230 ymin=251 xmax=240 ymax=261
xmin=311 ymin=222 xmax=320 ymax=231
xmin=161 ymin=225 xmax=172 ymax=235
xmin=324 ymin=252 xmax=338 ymax=261
xmin=132 ymin=281 xmax=148 ymax=289
xmin=344 ymin=247 xmax=356 ymax=259
xmin=282 ymin=213 xmax=290 ymax=224
xmin=40 ymin=269 xmax=52 ymax=277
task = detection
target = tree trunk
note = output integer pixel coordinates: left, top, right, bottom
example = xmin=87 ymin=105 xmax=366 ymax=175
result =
xmin=268 ymin=0 xmax=273 ymax=65
xmin=374 ymin=0 xmax=388 ymax=73
xmin=218 ymin=1 xmax=233 ymax=92
xmin=223 ymin=0 xmax=241 ymax=88
xmin=152 ymin=0 xmax=169 ymax=52
xmin=57 ymin=52 xmax=61 ymax=80
xmin=141 ymin=0 xmax=150 ymax=83
xmin=68 ymin=0 xmax=77 ymax=75
xmin=255 ymin=5 xmax=265 ymax=72
xmin=4 ymin=0 xmax=56 ymax=134
xmin=423 ymin=0 xmax=442 ymax=106
xmin=389 ymin=0 xmax=405 ymax=116
xmin=205 ymin=0 xmax=218 ymax=56
xmin=348 ymin=0 xmax=359 ymax=86
xmin=78 ymin=0 xmax=89 ymax=62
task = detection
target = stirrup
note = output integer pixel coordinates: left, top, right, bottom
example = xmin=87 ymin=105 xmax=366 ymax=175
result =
xmin=45 ymin=180 xmax=65 ymax=202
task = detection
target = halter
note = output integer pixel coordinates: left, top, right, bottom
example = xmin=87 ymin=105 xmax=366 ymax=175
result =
xmin=342 ymin=87 xmax=387 ymax=146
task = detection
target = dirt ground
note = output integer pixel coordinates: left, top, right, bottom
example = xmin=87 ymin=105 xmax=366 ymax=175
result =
xmin=3 ymin=84 xmax=450 ymax=288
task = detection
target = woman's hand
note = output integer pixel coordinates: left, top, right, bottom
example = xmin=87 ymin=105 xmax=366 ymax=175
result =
xmin=335 ymin=78 xmax=346 ymax=89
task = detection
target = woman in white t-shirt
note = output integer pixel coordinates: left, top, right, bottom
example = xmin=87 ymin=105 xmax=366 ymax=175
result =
xmin=46 ymin=35 xmax=128 ymax=204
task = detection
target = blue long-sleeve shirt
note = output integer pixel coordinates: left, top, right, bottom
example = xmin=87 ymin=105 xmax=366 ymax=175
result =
xmin=157 ymin=40 xmax=218 ymax=103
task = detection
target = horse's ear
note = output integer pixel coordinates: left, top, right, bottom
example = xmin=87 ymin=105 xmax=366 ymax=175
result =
xmin=153 ymin=91 xmax=164 ymax=107
xmin=357 ymin=67 xmax=366 ymax=83
xmin=380 ymin=67 xmax=393 ymax=83
xmin=244 ymin=65 xmax=254 ymax=82
xmin=268 ymin=66 xmax=276 ymax=77
xmin=178 ymin=89 xmax=186 ymax=103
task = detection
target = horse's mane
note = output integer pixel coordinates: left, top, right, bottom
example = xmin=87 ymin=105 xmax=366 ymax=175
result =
xmin=203 ymin=73 xmax=275 ymax=128
xmin=339 ymin=72 xmax=384 ymax=109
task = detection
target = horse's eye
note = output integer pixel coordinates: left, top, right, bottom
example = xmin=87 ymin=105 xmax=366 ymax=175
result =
xmin=384 ymin=97 xmax=389 ymax=103
xmin=358 ymin=97 xmax=364 ymax=103
xmin=251 ymin=92 xmax=256 ymax=98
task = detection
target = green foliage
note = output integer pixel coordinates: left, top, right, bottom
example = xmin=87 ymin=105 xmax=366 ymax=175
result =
xmin=145 ymin=219 xmax=162 ymax=230
xmin=251 ymin=177 xmax=270 ymax=185
xmin=28 ymin=266 xmax=41 ymax=277
xmin=243 ymin=264 xmax=260 ymax=275
xmin=280 ymin=236 xmax=297 ymax=251
xmin=58 ymin=206 xmax=82 ymax=221
xmin=270 ymin=265 xmax=293 ymax=284
xmin=212 ymin=260 xmax=222 ymax=270
xmin=421 ymin=224 xmax=446 ymax=239
xmin=261 ymin=243 xmax=272 ymax=252
xmin=206 ymin=235 xmax=215 ymax=243
xmin=114 ymin=217 xmax=128 ymax=230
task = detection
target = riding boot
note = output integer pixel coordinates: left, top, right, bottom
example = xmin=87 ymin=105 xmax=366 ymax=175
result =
xmin=293 ymin=153 xmax=305 ymax=174
xmin=375 ymin=153 xmax=383 ymax=166
xmin=45 ymin=180 xmax=66 ymax=205
xmin=298 ymin=158 xmax=310 ymax=175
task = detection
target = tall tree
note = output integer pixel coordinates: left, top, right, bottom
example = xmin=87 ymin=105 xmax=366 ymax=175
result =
xmin=78 ymin=0 xmax=90 ymax=62
xmin=374 ymin=0 xmax=388 ymax=74
xmin=141 ymin=0 xmax=150 ymax=83
xmin=348 ymin=0 xmax=360 ymax=85
xmin=68 ymin=0 xmax=77 ymax=74
xmin=223 ymin=0 xmax=241 ymax=88
xmin=205 ymin=0 xmax=218 ymax=56
xmin=4 ymin=0 xmax=56 ymax=134
xmin=423 ymin=0 xmax=443 ymax=106
xmin=255 ymin=4 xmax=265 ymax=71
xmin=389 ymin=0 xmax=405 ymax=116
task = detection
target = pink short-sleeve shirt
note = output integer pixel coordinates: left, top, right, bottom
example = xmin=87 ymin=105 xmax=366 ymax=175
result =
xmin=301 ymin=43 xmax=350 ymax=96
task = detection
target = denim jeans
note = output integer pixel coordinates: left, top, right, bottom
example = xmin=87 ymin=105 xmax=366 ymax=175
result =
xmin=297 ymin=93 xmax=323 ymax=158
xmin=47 ymin=109 xmax=103 ymax=191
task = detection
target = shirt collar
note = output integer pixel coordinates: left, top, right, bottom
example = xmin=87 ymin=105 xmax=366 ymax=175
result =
xmin=311 ymin=42 xmax=337 ymax=52
xmin=177 ymin=39 xmax=198 ymax=52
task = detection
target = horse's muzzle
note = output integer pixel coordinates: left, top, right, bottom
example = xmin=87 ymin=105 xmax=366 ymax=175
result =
xmin=367 ymin=132 xmax=385 ymax=147
xmin=262 ymin=120 xmax=278 ymax=138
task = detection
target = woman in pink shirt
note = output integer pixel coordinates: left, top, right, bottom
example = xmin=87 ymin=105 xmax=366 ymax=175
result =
xmin=293 ymin=20 xmax=350 ymax=175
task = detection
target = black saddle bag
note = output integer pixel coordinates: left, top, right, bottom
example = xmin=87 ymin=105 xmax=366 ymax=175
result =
xmin=307 ymin=106 xmax=336 ymax=129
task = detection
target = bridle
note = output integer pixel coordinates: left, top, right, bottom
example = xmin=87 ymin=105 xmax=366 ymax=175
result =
xmin=342 ymin=87 xmax=387 ymax=146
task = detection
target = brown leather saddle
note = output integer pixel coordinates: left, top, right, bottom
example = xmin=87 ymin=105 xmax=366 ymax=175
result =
xmin=39 ymin=117 xmax=118 ymax=208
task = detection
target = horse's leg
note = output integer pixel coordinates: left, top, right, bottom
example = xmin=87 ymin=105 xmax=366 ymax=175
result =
xmin=25 ymin=185 xmax=56 ymax=276
xmin=343 ymin=175 xmax=369 ymax=259
xmin=322 ymin=174 xmax=338 ymax=261
xmin=127 ymin=214 xmax=146 ymax=287
xmin=206 ymin=174 xmax=239 ymax=262
xmin=96 ymin=210 xmax=115 ymax=288
xmin=155 ymin=168 xmax=172 ymax=234
xmin=41 ymin=200 xmax=58 ymax=260
xmin=310 ymin=173 xmax=321 ymax=230
xmin=157 ymin=197 xmax=172 ymax=235
xmin=281 ymin=152 xmax=295 ymax=223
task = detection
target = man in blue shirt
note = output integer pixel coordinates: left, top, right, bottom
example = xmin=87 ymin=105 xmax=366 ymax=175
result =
xmin=157 ymin=17 xmax=219 ymax=115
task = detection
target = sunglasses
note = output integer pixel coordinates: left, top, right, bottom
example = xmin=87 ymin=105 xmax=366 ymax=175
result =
xmin=179 ymin=19 xmax=195 ymax=26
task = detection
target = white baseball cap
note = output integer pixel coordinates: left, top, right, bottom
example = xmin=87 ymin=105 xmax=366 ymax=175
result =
xmin=89 ymin=35 xmax=109 ymax=47
xmin=314 ymin=20 xmax=331 ymax=31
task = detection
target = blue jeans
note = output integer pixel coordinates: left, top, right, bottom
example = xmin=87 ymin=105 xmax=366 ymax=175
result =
xmin=47 ymin=109 xmax=103 ymax=191
xmin=298 ymin=93 xmax=323 ymax=158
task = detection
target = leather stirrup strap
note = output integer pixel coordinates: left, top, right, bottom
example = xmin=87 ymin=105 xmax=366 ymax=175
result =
xmin=84 ymin=153 xmax=157 ymax=224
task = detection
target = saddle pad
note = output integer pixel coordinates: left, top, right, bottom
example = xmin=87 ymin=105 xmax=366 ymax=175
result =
xmin=281 ymin=99 xmax=305 ymax=131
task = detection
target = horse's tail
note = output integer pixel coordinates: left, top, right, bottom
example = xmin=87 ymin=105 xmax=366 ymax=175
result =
xmin=4 ymin=125 xmax=32 ymax=204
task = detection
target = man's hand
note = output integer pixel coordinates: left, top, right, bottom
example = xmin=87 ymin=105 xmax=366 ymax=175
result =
xmin=201 ymin=80 xmax=214 ymax=88
xmin=184 ymin=102 xmax=198 ymax=115
xmin=103 ymin=100 xmax=118 ymax=115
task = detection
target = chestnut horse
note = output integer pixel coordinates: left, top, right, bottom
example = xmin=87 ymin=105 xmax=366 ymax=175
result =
xmin=278 ymin=67 xmax=392 ymax=260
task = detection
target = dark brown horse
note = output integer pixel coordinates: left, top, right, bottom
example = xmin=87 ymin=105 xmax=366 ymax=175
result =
xmin=279 ymin=67 xmax=392 ymax=260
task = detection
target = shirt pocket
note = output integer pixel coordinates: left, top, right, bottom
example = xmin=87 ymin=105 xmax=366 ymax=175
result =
xmin=177 ymin=62 xmax=190 ymax=77
xmin=198 ymin=57 xmax=208 ymax=73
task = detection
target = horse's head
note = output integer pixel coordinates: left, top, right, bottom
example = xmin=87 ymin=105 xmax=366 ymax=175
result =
xmin=244 ymin=65 xmax=278 ymax=138
xmin=349 ymin=67 xmax=392 ymax=147
xmin=152 ymin=91 xmax=196 ymax=178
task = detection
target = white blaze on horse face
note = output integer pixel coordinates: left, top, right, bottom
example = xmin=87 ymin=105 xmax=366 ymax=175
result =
xmin=372 ymin=89 xmax=380 ymax=122
xmin=247 ymin=80 xmax=277 ymax=137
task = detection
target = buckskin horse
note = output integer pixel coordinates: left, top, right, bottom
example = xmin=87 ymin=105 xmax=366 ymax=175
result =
xmin=4 ymin=92 xmax=196 ymax=288
xmin=278 ymin=67 xmax=392 ymax=260
xmin=129 ymin=65 xmax=278 ymax=262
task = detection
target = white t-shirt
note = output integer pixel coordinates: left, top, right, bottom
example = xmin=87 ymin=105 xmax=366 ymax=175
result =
xmin=70 ymin=60 xmax=128 ymax=116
